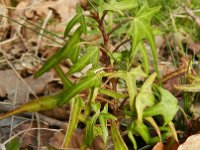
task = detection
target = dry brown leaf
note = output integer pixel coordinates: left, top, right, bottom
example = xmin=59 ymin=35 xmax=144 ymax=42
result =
xmin=178 ymin=134 xmax=200 ymax=150
xmin=0 ymin=69 xmax=54 ymax=103
xmin=14 ymin=0 xmax=79 ymax=21
xmin=49 ymin=129 xmax=104 ymax=149
xmin=13 ymin=122 xmax=55 ymax=149
xmin=152 ymin=142 xmax=165 ymax=150
xmin=41 ymin=106 xmax=70 ymax=121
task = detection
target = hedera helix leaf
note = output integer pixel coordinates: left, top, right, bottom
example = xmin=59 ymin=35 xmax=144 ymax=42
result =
xmin=135 ymin=72 xmax=156 ymax=122
xmin=67 ymin=46 xmax=99 ymax=75
xmin=35 ymin=27 xmax=82 ymax=78
xmin=84 ymin=87 xmax=99 ymax=116
xmin=99 ymin=104 xmax=109 ymax=144
xmin=0 ymin=72 xmax=102 ymax=120
xmin=135 ymin=121 xmax=151 ymax=144
xmin=126 ymin=72 xmax=137 ymax=111
xmin=55 ymin=65 xmax=73 ymax=90
xmin=99 ymin=104 xmax=116 ymax=144
xmin=124 ymin=67 xmax=147 ymax=110
xmin=129 ymin=6 xmax=161 ymax=73
xmin=76 ymin=5 xmax=87 ymax=35
xmin=143 ymin=86 xmax=179 ymax=126
xmin=64 ymin=5 xmax=87 ymax=38
xmin=99 ymin=88 xmax=127 ymax=99
xmin=102 ymin=0 xmax=138 ymax=15
xmin=145 ymin=117 xmax=161 ymax=141
xmin=58 ymin=72 xmax=102 ymax=106
xmin=104 ymin=66 xmax=147 ymax=110
xmin=64 ymin=14 xmax=82 ymax=38
xmin=111 ymin=121 xmax=128 ymax=150
xmin=139 ymin=42 xmax=149 ymax=74
xmin=85 ymin=110 xmax=100 ymax=146
xmin=128 ymin=130 xmax=137 ymax=150
xmin=91 ymin=102 xmax=101 ymax=113
xmin=63 ymin=96 xmax=84 ymax=148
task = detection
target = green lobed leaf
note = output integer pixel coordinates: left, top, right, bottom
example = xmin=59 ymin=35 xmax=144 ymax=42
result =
xmin=104 ymin=66 xmax=146 ymax=110
xmin=111 ymin=121 xmax=128 ymax=150
xmin=35 ymin=27 xmax=82 ymax=78
xmin=64 ymin=14 xmax=81 ymax=38
xmin=67 ymin=46 xmax=99 ymax=75
xmin=135 ymin=72 xmax=156 ymax=122
xmin=99 ymin=104 xmax=117 ymax=144
xmin=99 ymin=88 xmax=127 ymax=99
xmin=139 ymin=42 xmax=149 ymax=74
xmin=58 ymin=72 xmax=102 ymax=106
xmin=84 ymin=87 xmax=99 ymax=116
xmin=99 ymin=104 xmax=109 ymax=144
xmin=64 ymin=5 xmax=87 ymax=38
xmin=85 ymin=113 xmax=100 ymax=146
xmin=143 ymin=86 xmax=179 ymax=126
xmin=55 ymin=65 xmax=73 ymax=90
xmin=129 ymin=6 xmax=161 ymax=73
xmin=145 ymin=117 xmax=161 ymax=141
xmin=91 ymin=102 xmax=101 ymax=113
xmin=128 ymin=130 xmax=137 ymax=150
xmin=102 ymin=0 xmax=138 ymax=15
xmin=135 ymin=121 xmax=151 ymax=144
xmin=126 ymin=67 xmax=147 ymax=110
xmin=76 ymin=5 xmax=87 ymax=35
xmin=63 ymin=96 xmax=84 ymax=148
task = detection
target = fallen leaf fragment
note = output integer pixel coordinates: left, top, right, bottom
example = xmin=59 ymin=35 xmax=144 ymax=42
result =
xmin=0 ymin=70 xmax=54 ymax=104
xmin=178 ymin=134 xmax=200 ymax=150
xmin=152 ymin=142 xmax=165 ymax=150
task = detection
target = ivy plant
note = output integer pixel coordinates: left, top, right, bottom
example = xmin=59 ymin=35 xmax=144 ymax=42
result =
xmin=0 ymin=0 xmax=180 ymax=149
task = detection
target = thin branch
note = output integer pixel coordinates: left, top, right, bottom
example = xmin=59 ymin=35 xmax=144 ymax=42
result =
xmin=108 ymin=19 xmax=130 ymax=36
xmin=0 ymin=15 xmax=64 ymax=46
xmin=113 ymin=39 xmax=131 ymax=52
xmin=181 ymin=4 xmax=200 ymax=27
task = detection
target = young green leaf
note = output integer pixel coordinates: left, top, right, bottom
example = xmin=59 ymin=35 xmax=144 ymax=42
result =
xmin=63 ymin=96 xmax=84 ymax=148
xmin=104 ymin=66 xmax=146 ymax=110
xmin=135 ymin=121 xmax=151 ymax=144
xmin=102 ymin=0 xmax=138 ymax=15
xmin=143 ymin=86 xmax=178 ymax=126
xmin=135 ymin=73 xmax=156 ymax=122
xmin=128 ymin=130 xmax=137 ymax=150
xmin=64 ymin=5 xmax=87 ymax=38
xmin=85 ymin=113 xmax=100 ymax=146
xmin=58 ymin=72 xmax=102 ymax=106
xmin=64 ymin=14 xmax=82 ymax=38
xmin=145 ymin=117 xmax=161 ymax=141
xmin=76 ymin=5 xmax=87 ymax=35
xmin=125 ymin=67 xmax=147 ymax=110
xmin=99 ymin=88 xmax=127 ymax=99
xmin=111 ymin=121 xmax=128 ymax=150
xmin=99 ymin=104 xmax=116 ymax=144
xmin=139 ymin=42 xmax=149 ymax=74
xmin=35 ymin=27 xmax=82 ymax=78
xmin=129 ymin=6 xmax=161 ymax=73
xmin=67 ymin=46 xmax=99 ymax=75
